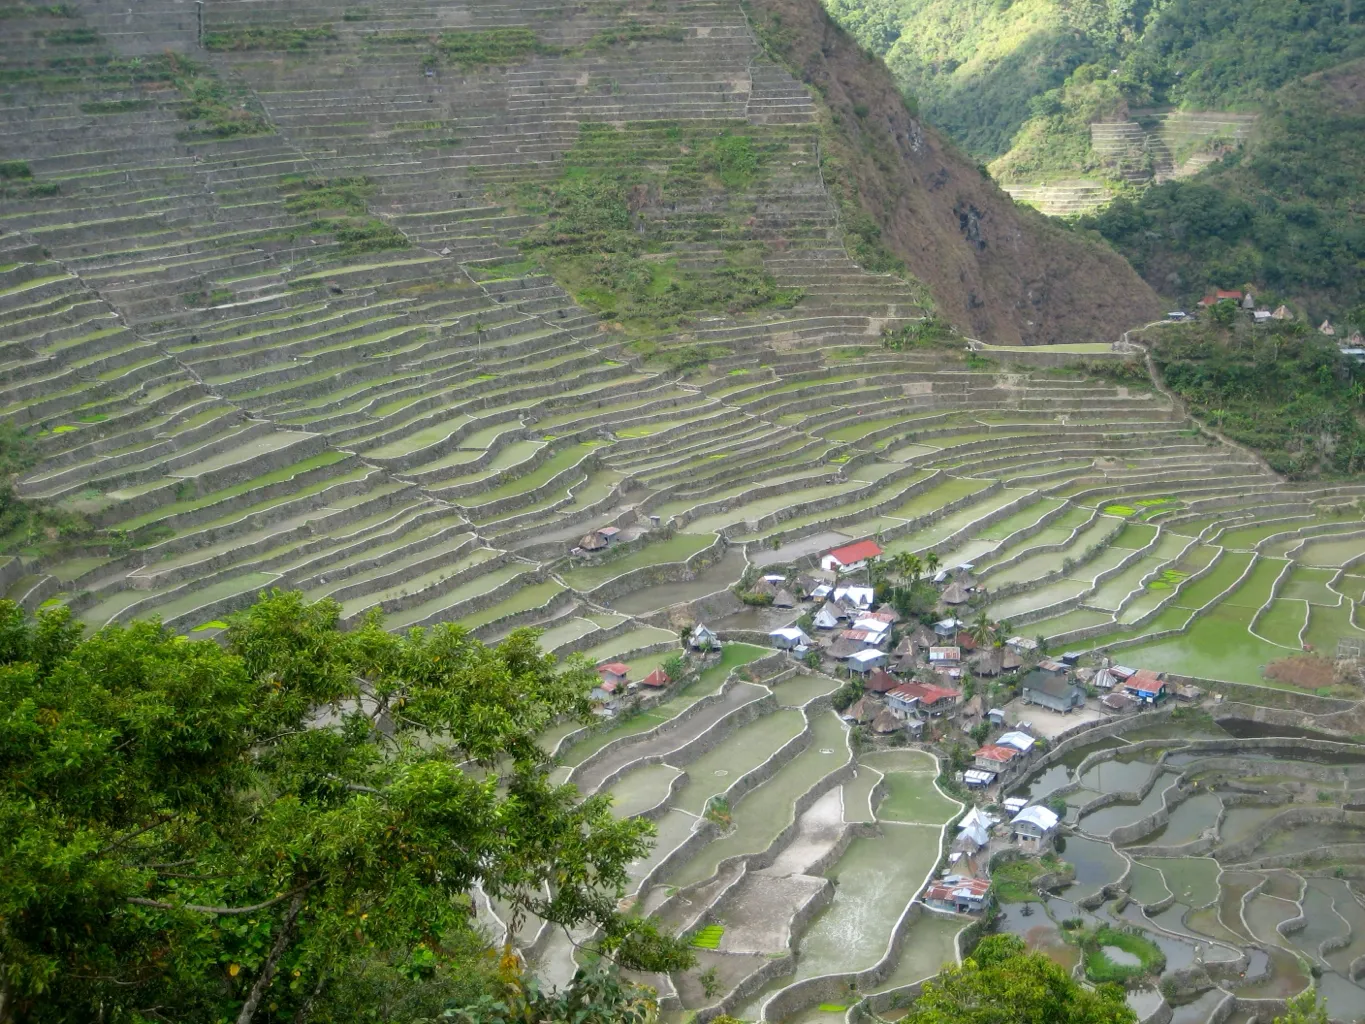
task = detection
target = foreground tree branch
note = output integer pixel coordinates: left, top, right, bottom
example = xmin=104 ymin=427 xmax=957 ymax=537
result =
xmin=126 ymin=888 xmax=308 ymax=916
xmin=236 ymin=891 xmax=306 ymax=1024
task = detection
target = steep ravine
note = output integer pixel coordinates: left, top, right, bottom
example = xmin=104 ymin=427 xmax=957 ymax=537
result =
xmin=742 ymin=0 xmax=1165 ymax=345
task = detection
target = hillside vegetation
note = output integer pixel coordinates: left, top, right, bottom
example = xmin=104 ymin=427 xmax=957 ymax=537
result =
xmin=744 ymin=0 xmax=1163 ymax=343
xmin=825 ymin=0 xmax=1365 ymax=165
xmin=1082 ymin=61 xmax=1365 ymax=319
xmin=1145 ymin=317 xmax=1365 ymax=478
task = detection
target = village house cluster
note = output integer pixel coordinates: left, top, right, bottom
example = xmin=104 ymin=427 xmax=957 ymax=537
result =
xmin=579 ymin=537 xmax=1204 ymax=918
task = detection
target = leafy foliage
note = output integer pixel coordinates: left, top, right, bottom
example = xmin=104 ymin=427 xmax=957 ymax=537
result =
xmin=1081 ymin=926 xmax=1165 ymax=983
xmin=0 ymin=423 xmax=92 ymax=557
xmin=882 ymin=315 xmax=958 ymax=350
xmin=1275 ymin=988 xmax=1331 ymax=1024
xmin=825 ymin=0 xmax=1365 ymax=162
xmin=1084 ymin=62 xmax=1365 ymax=318
xmin=905 ymin=933 xmax=1135 ymax=1024
xmin=1148 ymin=319 xmax=1365 ymax=478
xmin=275 ymin=174 xmax=409 ymax=256
xmin=0 ymin=592 xmax=691 ymax=1023
xmin=164 ymin=52 xmax=273 ymax=138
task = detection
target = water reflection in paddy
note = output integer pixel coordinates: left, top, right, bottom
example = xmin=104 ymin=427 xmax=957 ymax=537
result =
xmin=1079 ymin=782 xmax=1172 ymax=836
xmin=1059 ymin=737 xmax=1128 ymax=770
xmin=1167 ymin=988 xmax=1226 ymax=1024
xmin=1064 ymin=835 xmax=1126 ymax=898
xmin=1077 ymin=757 xmax=1160 ymax=794
xmin=1138 ymin=792 xmax=1222 ymax=846
xmin=1127 ymin=987 xmax=1165 ymax=1022
xmin=1015 ymin=763 xmax=1072 ymax=800
xmin=1220 ymin=805 xmax=1287 ymax=845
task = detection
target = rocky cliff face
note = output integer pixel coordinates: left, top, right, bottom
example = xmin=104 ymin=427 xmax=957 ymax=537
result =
xmin=744 ymin=0 xmax=1165 ymax=344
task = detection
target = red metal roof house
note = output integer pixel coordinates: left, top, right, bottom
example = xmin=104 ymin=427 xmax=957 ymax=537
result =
xmin=821 ymin=539 xmax=883 ymax=572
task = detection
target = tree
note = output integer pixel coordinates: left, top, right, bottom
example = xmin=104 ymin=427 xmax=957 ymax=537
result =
xmin=1274 ymin=989 xmax=1330 ymax=1024
xmin=892 ymin=552 xmax=922 ymax=584
xmin=903 ymin=934 xmax=1135 ymax=1024
xmin=925 ymin=552 xmax=941 ymax=577
xmin=968 ymin=611 xmax=995 ymax=648
xmin=0 ymin=593 xmax=691 ymax=1024
xmin=867 ymin=556 xmax=886 ymax=587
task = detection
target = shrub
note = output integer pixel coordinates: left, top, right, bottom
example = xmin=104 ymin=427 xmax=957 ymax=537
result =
xmin=202 ymin=25 xmax=336 ymax=51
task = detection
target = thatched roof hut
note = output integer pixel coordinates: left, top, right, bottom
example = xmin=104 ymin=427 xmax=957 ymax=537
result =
xmin=941 ymin=581 xmax=970 ymax=605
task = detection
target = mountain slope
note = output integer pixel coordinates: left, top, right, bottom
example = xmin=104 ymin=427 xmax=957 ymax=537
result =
xmin=744 ymin=0 xmax=1164 ymax=344
xmin=824 ymin=0 xmax=1365 ymax=180
xmin=1082 ymin=59 xmax=1365 ymax=320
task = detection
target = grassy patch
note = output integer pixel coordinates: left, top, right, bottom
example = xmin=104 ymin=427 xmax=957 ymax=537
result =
xmin=882 ymin=315 xmax=959 ymax=351
xmin=274 ymin=173 xmax=407 ymax=256
xmin=163 ymin=53 xmax=272 ymax=138
xmin=280 ymin=174 xmax=375 ymax=216
xmin=501 ymin=121 xmax=802 ymax=334
xmin=428 ymin=28 xmax=556 ymax=69
xmin=80 ymin=98 xmax=151 ymax=114
xmin=1081 ymin=925 xmax=1165 ymax=984
xmin=690 ymin=924 xmax=724 ymax=949
xmin=992 ymin=854 xmax=1069 ymax=903
xmin=42 ymin=26 xmax=97 ymax=43
xmin=203 ymin=25 xmax=336 ymax=51
xmin=0 ymin=4 xmax=75 ymax=16
xmin=585 ymin=23 xmax=685 ymax=49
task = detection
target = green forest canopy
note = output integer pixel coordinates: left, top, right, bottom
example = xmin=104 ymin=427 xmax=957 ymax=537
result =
xmin=1081 ymin=59 xmax=1365 ymax=318
xmin=1146 ymin=317 xmax=1365 ymax=478
xmin=0 ymin=592 xmax=691 ymax=1024
xmin=824 ymin=0 xmax=1365 ymax=161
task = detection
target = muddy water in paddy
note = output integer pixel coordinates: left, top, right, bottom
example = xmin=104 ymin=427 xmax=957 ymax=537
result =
xmin=1079 ymin=782 xmax=1172 ymax=836
xmin=1077 ymin=757 xmax=1160 ymax=794
xmin=1136 ymin=792 xmax=1222 ymax=846
xmin=995 ymin=905 xmax=1080 ymax=970
xmin=1064 ymin=835 xmax=1126 ymax=898
xmin=1014 ymin=762 xmax=1072 ymax=800
xmin=711 ymin=603 xmax=799 ymax=632
xmin=1315 ymin=971 xmax=1365 ymax=1022
xmin=1219 ymin=805 xmax=1288 ymax=845
xmin=1127 ymin=861 xmax=1173 ymax=905
xmin=606 ymin=763 xmax=681 ymax=818
xmin=869 ymin=911 xmax=965 ymax=992
xmin=1168 ymin=988 xmax=1227 ymax=1024
xmin=790 ymin=822 xmax=943 ymax=981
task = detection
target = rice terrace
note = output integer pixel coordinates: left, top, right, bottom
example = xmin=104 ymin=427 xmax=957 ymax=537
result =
xmin=1 ymin=1 xmax=1364 ymax=1023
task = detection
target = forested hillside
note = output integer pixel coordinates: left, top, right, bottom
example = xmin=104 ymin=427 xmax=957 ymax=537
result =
xmin=823 ymin=0 xmax=1365 ymax=321
xmin=825 ymin=0 xmax=1365 ymax=165
xmin=1083 ymin=60 xmax=1365 ymax=318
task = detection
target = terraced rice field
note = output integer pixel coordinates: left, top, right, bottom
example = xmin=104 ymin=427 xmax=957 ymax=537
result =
xmin=998 ymin=720 xmax=1365 ymax=1024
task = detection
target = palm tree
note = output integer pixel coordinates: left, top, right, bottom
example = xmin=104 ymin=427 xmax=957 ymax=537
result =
xmin=891 ymin=551 xmax=919 ymax=583
xmin=968 ymin=611 xmax=994 ymax=647
xmin=867 ymin=555 xmax=885 ymax=587
xmin=925 ymin=551 xmax=941 ymax=578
